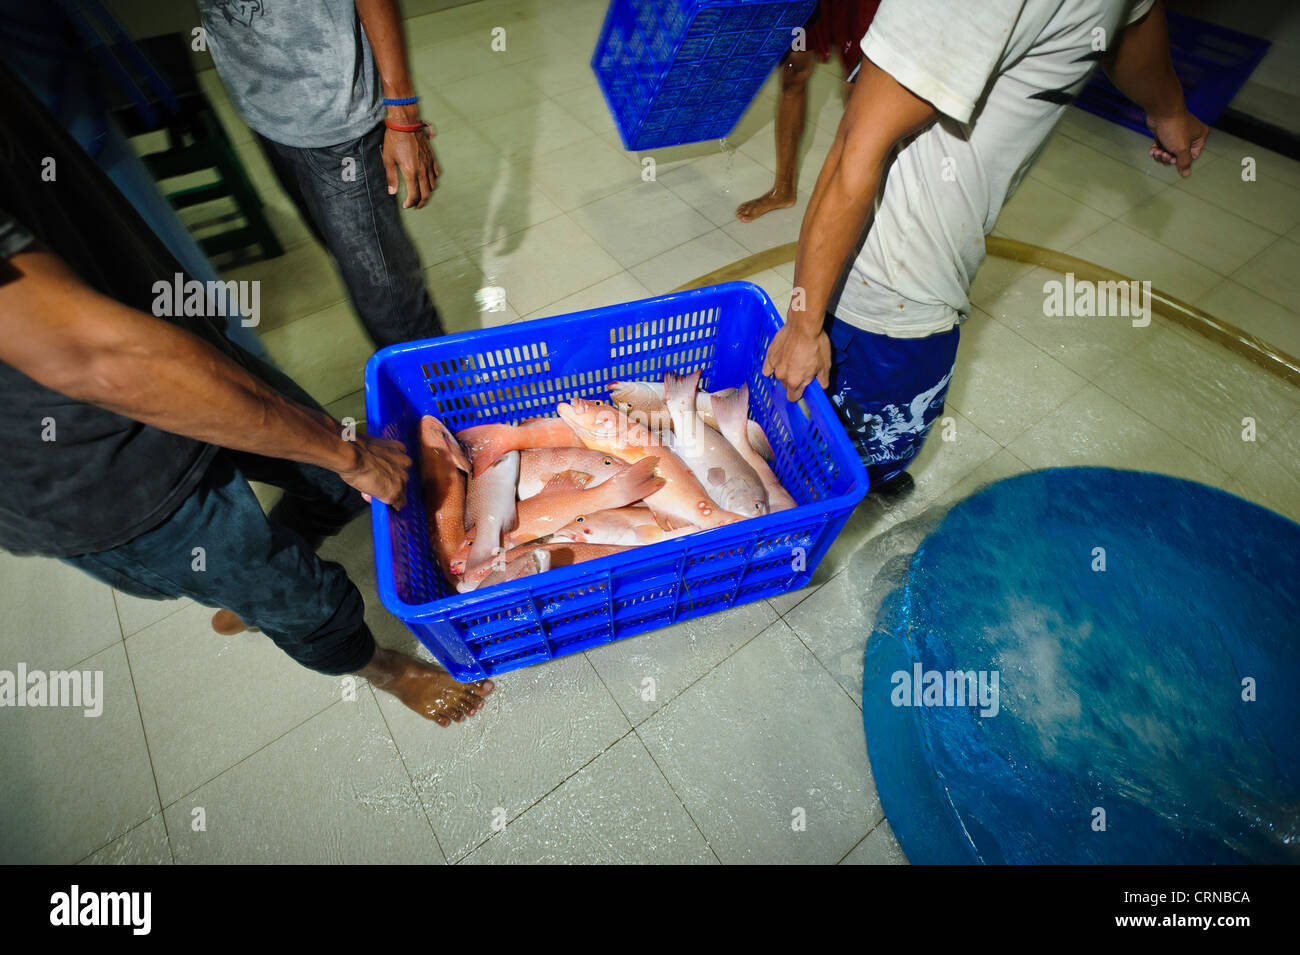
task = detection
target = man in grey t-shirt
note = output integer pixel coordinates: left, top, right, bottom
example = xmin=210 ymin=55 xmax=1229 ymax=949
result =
xmin=198 ymin=0 xmax=444 ymax=347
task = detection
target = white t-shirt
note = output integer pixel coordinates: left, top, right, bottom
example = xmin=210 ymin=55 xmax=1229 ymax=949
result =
xmin=832 ymin=0 xmax=1156 ymax=338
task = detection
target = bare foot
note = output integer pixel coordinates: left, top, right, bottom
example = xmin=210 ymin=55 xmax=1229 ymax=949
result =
xmin=359 ymin=645 xmax=494 ymax=727
xmin=211 ymin=609 xmax=258 ymax=635
xmin=736 ymin=185 xmax=796 ymax=223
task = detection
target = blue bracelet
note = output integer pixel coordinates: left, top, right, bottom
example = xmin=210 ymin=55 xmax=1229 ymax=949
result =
xmin=383 ymin=96 xmax=419 ymax=106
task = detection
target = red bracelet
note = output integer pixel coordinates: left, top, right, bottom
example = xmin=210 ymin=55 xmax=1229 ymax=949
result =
xmin=384 ymin=118 xmax=433 ymax=136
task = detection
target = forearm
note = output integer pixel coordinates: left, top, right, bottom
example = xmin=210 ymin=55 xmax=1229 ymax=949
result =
xmin=356 ymin=0 xmax=419 ymax=120
xmin=789 ymin=135 xmax=883 ymax=332
xmin=1103 ymin=0 xmax=1185 ymax=118
xmin=1 ymin=250 xmax=359 ymax=474
xmin=788 ymin=61 xmax=934 ymax=333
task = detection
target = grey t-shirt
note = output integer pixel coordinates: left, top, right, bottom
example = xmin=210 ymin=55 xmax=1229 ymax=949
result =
xmin=197 ymin=0 xmax=385 ymax=148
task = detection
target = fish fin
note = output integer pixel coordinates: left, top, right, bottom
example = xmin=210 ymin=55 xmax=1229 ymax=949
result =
xmin=539 ymin=469 xmax=593 ymax=496
xmin=603 ymin=456 xmax=666 ymax=506
xmin=634 ymin=524 xmax=667 ymax=544
xmin=747 ymin=419 xmax=774 ymax=461
xmin=707 ymin=466 xmax=726 ymax=487
xmin=648 ymin=507 xmax=675 ymax=531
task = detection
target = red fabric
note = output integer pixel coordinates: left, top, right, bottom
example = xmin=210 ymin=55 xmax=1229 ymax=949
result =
xmin=804 ymin=0 xmax=881 ymax=72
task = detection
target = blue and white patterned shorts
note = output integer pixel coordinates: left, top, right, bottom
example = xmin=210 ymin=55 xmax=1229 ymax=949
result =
xmin=825 ymin=315 xmax=961 ymax=488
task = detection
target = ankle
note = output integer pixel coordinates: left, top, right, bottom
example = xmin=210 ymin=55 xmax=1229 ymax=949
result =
xmin=355 ymin=644 xmax=406 ymax=689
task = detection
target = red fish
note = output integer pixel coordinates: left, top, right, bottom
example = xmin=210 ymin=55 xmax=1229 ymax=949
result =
xmin=457 ymin=417 xmax=583 ymax=476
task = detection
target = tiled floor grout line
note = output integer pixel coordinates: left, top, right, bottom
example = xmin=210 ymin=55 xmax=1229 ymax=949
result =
xmin=1082 ymin=348 xmax=1274 ymax=481
xmin=783 ymin=619 xmax=865 ymax=716
xmin=452 ymin=721 xmax=641 ymax=863
xmin=366 ymin=682 xmax=450 ymax=864
xmin=118 ymin=630 xmax=177 ymax=864
xmin=1221 ymin=233 xmax=1298 ymax=316
xmin=630 ymin=723 xmax=725 ymax=865
xmin=73 ymin=811 xmax=169 ymax=866
xmin=157 ymin=696 xmax=346 ymax=814
xmin=118 ymin=600 xmax=193 ymax=644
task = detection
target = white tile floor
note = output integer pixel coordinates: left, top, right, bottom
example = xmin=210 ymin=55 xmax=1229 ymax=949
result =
xmin=2 ymin=0 xmax=1298 ymax=864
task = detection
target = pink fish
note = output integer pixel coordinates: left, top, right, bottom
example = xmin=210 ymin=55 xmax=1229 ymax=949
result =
xmin=458 ymin=539 xmax=632 ymax=592
xmin=461 ymin=450 xmax=519 ymax=576
xmin=477 ymin=547 xmax=552 ymax=589
xmin=504 ymin=457 xmax=665 ymax=547
xmin=457 ymin=416 xmax=583 ymax=476
xmin=609 ymin=379 xmax=774 ymax=460
xmin=710 ymin=384 xmax=797 ymax=512
xmin=417 ymin=415 xmax=472 ymax=580
xmin=663 ymin=369 xmax=768 ymax=517
xmin=517 ymin=447 xmax=627 ymax=499
xmin=550 ymin=507 xmax=699 ymax=546
xmin=555 ymin=398 xmax=743 ymax=530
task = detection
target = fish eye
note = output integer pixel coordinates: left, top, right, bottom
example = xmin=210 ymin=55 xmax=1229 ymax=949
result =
xmin=602 ymin=456 xmax=613 ymax=465
xmin=575 ymin=516 xmax=585 ymax=523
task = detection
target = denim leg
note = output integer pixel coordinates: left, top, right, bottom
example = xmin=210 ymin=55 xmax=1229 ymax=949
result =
xmin=824 ymin=316 xmax=961 ymax=487
xmin=255 ymin=126 xmax=442 ymax=347
xmin=61 ymin=453 xmax=375 ymax=676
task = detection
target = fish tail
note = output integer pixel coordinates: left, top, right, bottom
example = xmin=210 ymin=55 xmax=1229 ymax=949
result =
xmin=608 ymin=380 xmax=636 ymax=406
xmin=709 ymin=383 xmax=750 ymax=440
xmin=662 ymin=368 xmax=702 ymax=409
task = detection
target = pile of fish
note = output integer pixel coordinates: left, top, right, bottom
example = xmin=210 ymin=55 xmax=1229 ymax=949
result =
xmin=416 ymin=370 xmax=797 ymax=593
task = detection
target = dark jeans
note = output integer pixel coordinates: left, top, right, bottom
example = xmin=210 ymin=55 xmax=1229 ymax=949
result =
xmin=62 ymin=352 xmax=375 ymax=676
xmin=825 ymin=315 xmax=961 ymax=487
xmin=257 ymin=122 xmax=443 ymax=347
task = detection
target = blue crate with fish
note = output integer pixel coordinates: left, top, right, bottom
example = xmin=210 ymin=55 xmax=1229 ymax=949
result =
xmin=365 ymin=282 xmax=869 ymax=682
xmin=1075 ymin=11 xmax=1269 ymax=134
xmin=592 ymin=0 xmax=817 ymax=150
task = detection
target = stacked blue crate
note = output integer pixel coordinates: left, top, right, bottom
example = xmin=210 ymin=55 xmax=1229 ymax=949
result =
xmin=592 ymin=0 xmax=817 ymax=150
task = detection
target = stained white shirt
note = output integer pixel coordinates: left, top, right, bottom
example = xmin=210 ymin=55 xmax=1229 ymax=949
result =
xmin=832 ymin=0 xmax=1156 ymax=337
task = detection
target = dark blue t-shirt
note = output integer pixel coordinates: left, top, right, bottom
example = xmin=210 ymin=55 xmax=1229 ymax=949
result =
xmin=0 ymin=60 xmax=233 ymax=557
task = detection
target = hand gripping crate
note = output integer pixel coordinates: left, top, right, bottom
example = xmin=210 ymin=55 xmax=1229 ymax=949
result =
xmin=365 ymin=282 xmax=870 ymax=682
xmin=592 ymin=0 xmax=818 ymax=150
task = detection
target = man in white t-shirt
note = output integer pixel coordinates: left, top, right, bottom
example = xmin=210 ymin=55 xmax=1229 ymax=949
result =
xmin=762 ymin=0 xmax=1208 ymax=488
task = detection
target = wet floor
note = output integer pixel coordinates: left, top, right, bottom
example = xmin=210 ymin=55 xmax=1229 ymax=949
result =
xmin=1 ymin=0 xmax=1297 ymax=863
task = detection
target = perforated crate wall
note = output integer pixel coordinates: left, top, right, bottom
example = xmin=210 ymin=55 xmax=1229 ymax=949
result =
xmin=365 ymin=282 xmax=868 ymax=681
xmin=592 ymin=0 xmax=818 ymax=150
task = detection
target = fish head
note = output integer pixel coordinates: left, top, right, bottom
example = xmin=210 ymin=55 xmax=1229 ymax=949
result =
xmin=552 ymin=512 xmax=604 ymax=543
xmin=557 ymin=399 xmax=652 ymax=453
xmin=448 ymin=533 xmax=473 ymax=576
xmin=607 ymin=380 xmax=639 ymax=412
xmin=420 ymin=415 xmax=471 ymax=473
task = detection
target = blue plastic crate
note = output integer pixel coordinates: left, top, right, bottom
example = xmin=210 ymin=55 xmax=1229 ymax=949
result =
xmin=364 ymin=282 xmax=869 ymax=682
xmin=1076 ymin=12 xmax=1269 ymax=134
xmin=592 ymin=0 xmax=817 ymax=150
